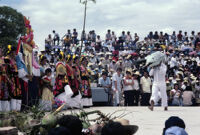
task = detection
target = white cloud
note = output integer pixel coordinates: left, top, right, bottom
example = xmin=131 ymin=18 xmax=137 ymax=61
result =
xmin=2 ymin=0 xmax=200 ymax=50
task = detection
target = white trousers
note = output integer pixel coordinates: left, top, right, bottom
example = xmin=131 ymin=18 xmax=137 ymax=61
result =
xmin=150 ymin=83 xmax=168 ymax=107
xmin=0 ymin=100 xmax=10 ymax=112
xmin=113 ymin=90 xmax=123 ymax=106
xmin=11 ymin=99 xmax=22 ymax=111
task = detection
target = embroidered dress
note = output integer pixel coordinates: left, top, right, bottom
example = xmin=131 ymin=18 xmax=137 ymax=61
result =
xmin=66 ymin=63 xmax=82 ymax=108
xmin=80 ymin=65 xmax=93 ymax=107
xmin=40 ymin=75 xmax=54 ymax=111
xmin=0 ymin=58 xmax=10 ymax=111
xmin=4 ymin=56 xmax=22 ymax=111
xmin=53 ymin=61 xmax=68 ymax=109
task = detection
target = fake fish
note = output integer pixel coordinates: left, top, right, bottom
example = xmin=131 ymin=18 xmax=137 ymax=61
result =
xmin=145 ymin=51 xmax=166 ymax=68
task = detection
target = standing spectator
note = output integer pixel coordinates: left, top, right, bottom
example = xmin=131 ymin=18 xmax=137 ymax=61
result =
xmin=52 ymin=30 xmax=60 ymax=45
xmin=91 ymin=30 xmax=96 ymax=42
xmin=112 ymin=68 xmax=123 ymax=106
xmin=111 ymin=31 xmax=117 ymax=43
xmin=182 ymin=86 xmax=195 ymax=106
xmin=95 ymin=35 xmax=102 ymax=52
xmin=140 ymin=71 xmax=152 ymax=106
xmin=171 ymin=31 xmax=176 ymax=43
xmin=45 ymin=34 xmax=53 ymax=51
xmin=105 ymin=29 xmax=112 ymax=43
xmin=64 ymin=35 xmax=71 ymax=48
xmin=121 ymin=31 xmax=126 ymax=43
xmin=66 ymin=29 xmax=72 ymax=39
xmin=177 ymin=30 xmax=183 ymax=41
xmin=123 ymin=70 xmax=134 ymax=106
xmin=153 ymin=31 xmax=159 ymax=40
xmin=132 ymin=71 xmax=140 ymax=106
xmin=126 ymin=31 xmax=132 ymax=43
xmin=81 ymin=30 xmax=86 ymax=41
xmin=72 ymin=29 xmax=78 ymax=45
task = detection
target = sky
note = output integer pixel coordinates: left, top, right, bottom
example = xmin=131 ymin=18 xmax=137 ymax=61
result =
xmin=1 ymin=0 xmax=200 ymax=50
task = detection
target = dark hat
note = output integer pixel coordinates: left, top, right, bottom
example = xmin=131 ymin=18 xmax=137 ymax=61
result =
xmin=163 ymin=116 xmax=186 ymax=135
xmin=101 ymin=121 xmax=138 ymax=135
xmin=164 ymin=116 xmax=185 ymax=131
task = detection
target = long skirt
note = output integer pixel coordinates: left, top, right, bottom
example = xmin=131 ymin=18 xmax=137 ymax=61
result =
xmin=40 ymin=87 xmax=54 ymax=111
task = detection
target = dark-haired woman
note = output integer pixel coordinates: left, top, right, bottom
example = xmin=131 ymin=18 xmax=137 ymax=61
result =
xmin=54 ymin=53 xmax=68 ymax=108
xmin=66 ymin=55 xmax=81 ymax=108
xmin=182 ymin=86 xmax=195 ymax=106
xmin=5 ymin=46 xmax=22 ymax=111
xmin=0 ymin=48 xmax=10 ymax=111
xmin=80 ymin=57 xmax=93 ymax=107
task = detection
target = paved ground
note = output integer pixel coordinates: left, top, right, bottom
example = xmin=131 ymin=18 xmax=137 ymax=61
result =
xmin=66 ymin=107 xmax=200 ymax=135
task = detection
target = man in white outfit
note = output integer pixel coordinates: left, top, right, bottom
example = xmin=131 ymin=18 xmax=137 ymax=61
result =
xmin=112 ymin=68 xmax=123 ymax=106
xmin=148 ymin=62 xmax=168 ymax=111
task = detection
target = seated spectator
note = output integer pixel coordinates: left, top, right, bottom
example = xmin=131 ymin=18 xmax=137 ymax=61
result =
xmin=194 ymin=80 xmax=200 ymax=98
xmin=101 ymin=120 xmax=138 ymax=135
xmin=170 ymin=84 xmax=183 ymax=106
xmin=98 ymin=72 xmax=112 ymax=105
xmin=162 ymin=116 xmax=188 ymax=135
xmin=57 ymin=115 xmax=83 ymax=135
xmin=182 ymin=86 xmax=195 ymax=106
xmin=48 ymin=126 xmax=72 ymax=135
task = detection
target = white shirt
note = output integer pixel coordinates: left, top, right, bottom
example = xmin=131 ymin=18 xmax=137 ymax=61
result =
xmin=140 ymin=76 xmax=152 ymax=93
xmin=112 ymin=72 xmax=123 ymax=91
xmin=182 ymin=91 xmax=195 ymax=106
xmin=133 ymin=79 xmax=140 ymax=90
xmin=123 ymin=77 xmax=134 ymax=91
xmin=170 ymin=57 xmax=177 ymax=68
xmin=149 ymin=63 xmax=167 ymax=84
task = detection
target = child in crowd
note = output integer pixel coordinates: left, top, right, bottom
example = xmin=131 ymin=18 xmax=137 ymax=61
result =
xmin=40 ymin=68 xmax=54 ymax=111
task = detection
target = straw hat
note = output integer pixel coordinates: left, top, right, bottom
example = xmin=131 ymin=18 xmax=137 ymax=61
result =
xmin=114 ymin=118 xmax=138 ymax=135
xmin=133 ymin=71 xmax=140 ymax=76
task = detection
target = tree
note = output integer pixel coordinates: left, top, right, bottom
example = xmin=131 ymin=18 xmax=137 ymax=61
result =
xmin=0 ymin=6 xmax=25 ymax=51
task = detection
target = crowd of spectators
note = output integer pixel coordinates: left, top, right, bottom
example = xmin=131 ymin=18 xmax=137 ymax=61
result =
xmin=1 ymin=29 xmax=200 ymax=112
xmin=43 ymin=29 xmax=200 ymax=107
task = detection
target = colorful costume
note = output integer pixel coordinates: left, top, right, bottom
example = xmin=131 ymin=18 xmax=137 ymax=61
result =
xmin=5 ymin=56 xmax=22 ymax=111
xmin=54 ymin=61 xmax=68 ymax=109
xmin=40 ymin=75 xmax=54 ymax=111
xmin=0 ymin=57 xmax=10 ymax=111
xmin=80 ymin=65 xmax=93 ymax=107
xmin=66 ymin=63 xmax=82 ymax=108
xmin=54 ymin=61 xmax=68 ymax=96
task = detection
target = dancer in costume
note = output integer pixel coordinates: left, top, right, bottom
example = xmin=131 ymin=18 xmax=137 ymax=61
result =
xmin=5 ymin=46 xmax=22 ymax=111
xmin=66 ymin=55 xmax=81 ymax=108
xmin=80 ymin=57 xmax=93 ymax=107
xmin=54 ymin=52 xmax=68 ymax=109
xmin=16 ymin=52 xmax=31 ymax=110
xmin=0 ymin=48 xmax=10 ymax=112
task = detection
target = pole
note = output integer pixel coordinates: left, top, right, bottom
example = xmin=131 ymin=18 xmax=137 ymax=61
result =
xmin=79 ymin=0 xmax=87 ymax=58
